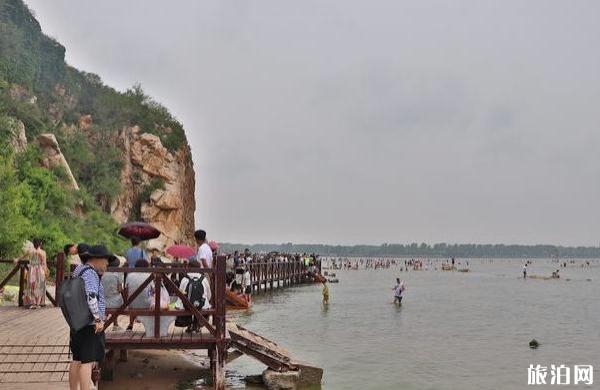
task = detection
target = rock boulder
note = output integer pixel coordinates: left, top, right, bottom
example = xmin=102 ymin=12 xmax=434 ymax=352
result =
xmin=7 ymin=117 xmax=27 ymax=153
xmin=35 ymin=133 xmax=79 ymax=190
xmin=262 ymin=369 xmax=300 ymax=390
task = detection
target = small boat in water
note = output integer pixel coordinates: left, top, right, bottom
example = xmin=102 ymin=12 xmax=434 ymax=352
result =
xmin=313 ymin=274 xmax=327 ymax=283
xmin=226 ymin=289 xmax=251 ymax=310
xmin=528 ymin=275 xmax=559 ymax=281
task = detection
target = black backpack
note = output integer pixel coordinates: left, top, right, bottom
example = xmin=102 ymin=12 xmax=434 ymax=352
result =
xmin=174 ymin=275 xmax=205 ymax=327
xmin=187 ymin=276 xmax=205 ymax=309
xmin=59 ymin=266 xmax=97 ymax=332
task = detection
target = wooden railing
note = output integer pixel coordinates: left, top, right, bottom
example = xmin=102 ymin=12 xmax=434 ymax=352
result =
xmin=100 ymin=255 xmax=226 ymax=341
xmin=243 ymin=259 xmax=321 ymax=292
xmin=0 ymin=253 xmax=65 ymax=307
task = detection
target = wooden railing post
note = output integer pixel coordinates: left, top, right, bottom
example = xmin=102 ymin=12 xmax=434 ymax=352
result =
xmin=154 ymin=272 xmax=161 ymax=338
xmin=55 ymin=253 xmax=65 ymax=306
xmin=251 ymin=262 xmax=256 ymax=292
xmin=18 ymin=261 xmax=26 ymax=307
xmin=213 ymin=255 xmax=226 ymax=390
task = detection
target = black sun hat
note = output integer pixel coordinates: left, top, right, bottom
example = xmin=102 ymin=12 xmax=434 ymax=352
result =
xmin=107 ymin=255 xmax=120 ymax=267
xmin=77 ymin=243 xmax=91 ymax=263
xmin=87 ymin=245 xmax=113 ymax=261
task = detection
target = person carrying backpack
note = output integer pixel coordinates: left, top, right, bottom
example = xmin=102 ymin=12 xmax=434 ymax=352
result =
xmin=61 ymin=244 xmax=115 ymax=390
xmin=175 ymin=259 xmax=212 ymax=333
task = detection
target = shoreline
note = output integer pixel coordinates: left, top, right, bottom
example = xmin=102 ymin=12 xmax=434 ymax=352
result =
xmin=100 ymin=349 xmax=212 ymax=390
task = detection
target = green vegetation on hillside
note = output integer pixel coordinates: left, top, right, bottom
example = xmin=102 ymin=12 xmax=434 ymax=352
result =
xmin=0 ymin=0 xmax=189 ymax=258
xmin=0 ymin=139 xmax=127 ymax=258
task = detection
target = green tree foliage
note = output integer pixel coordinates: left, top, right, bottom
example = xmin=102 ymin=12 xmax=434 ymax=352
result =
xmin=57 ymin=130 xmax=123 ymax=211
xmin=0 ymin=145 xmax=31 ymax=256
xmin=0 ymin=135 xmax=127 ymax=259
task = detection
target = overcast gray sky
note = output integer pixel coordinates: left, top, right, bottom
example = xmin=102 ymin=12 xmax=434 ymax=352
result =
xmin=26 ymin=0 xmax=600 ymax=246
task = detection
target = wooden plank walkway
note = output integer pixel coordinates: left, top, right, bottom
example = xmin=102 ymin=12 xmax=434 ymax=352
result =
xmin=0 ymin=306 xmax=70 ymax=388
xmin=105 ymin=326 xmax=218 ymax=350
xmin=0 ymin=306 xmax=218 ymax=388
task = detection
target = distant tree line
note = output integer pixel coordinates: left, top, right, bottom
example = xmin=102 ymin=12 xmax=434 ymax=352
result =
xmin=219 ymin=242 xmax=600 ymax=259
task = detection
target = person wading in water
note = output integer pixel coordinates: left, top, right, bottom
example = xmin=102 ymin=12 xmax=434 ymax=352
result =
xmin=393 ymin=278 xmax=405 ymax=305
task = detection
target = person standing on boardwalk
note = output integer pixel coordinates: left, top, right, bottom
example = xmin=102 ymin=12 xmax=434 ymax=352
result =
xmin=124 ymin=237 xmax=146 ymax=329
xmin=18 ymin=238 xmax=48 ymax=309
xmin=64 ymin=243 xmax=81 ymax=267
xmin=125 ymin=237 xmax=146 ymax=268
xmin=176 ymin=259 xmax=212 ymax=333
xmin=322 ymin=280 xmax=329 ymax=305
xmin=69 ymin=245 xmax=110 ymax=390
xmin=195 ymin=230 xmax=213 ymax=269
xmin=242 ymin=265 xmax=252 ymax=305
xmin=101 ymin=255 xmax=124 ymax=331
xmin=393 ymin=278 xmax=405 ymax=305
xmin=523 ymin=263 xmax=527 ymax=279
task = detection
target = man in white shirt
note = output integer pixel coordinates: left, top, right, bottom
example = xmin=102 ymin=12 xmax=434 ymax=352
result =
xmin=194 ymin=229 xmax=213 ymax=268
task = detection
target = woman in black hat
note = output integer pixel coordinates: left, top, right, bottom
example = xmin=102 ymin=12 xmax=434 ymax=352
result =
xmin=68 ymin=245 xmax=111 ymax=390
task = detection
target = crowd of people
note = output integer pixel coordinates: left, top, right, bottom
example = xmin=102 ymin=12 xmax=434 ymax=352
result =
xmin=9 ymin=229 xmax=215 ymax=390
xmin=322 ymin=256 xmax=471 ymax=272
xmin=223 ymin=251 xmax=321 ymax=305
xmin=6 ymin=234 xmax=328 ymax=390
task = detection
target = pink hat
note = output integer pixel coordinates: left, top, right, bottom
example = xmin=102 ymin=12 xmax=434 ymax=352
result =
xmin=209 ymin=241 xmax=219 ymax=251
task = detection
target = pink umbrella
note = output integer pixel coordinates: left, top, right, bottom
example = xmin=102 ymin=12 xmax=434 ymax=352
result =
xmin=209 ymin=241 xmax=219 ymax=252
xmin=165 ymin=245 xmax=196 ymax=259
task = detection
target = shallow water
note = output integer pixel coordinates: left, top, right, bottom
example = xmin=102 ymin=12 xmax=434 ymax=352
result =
xmin=223 ymin=259 xmax=599 ymax=389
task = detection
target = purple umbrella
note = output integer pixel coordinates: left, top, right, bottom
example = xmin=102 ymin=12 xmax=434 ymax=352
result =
xmin=118 ymin=222 xmax=161 ymax=240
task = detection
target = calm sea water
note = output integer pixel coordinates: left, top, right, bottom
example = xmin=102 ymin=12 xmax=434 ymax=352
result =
xmin=222 ymin=259 xmax=599 ymax=390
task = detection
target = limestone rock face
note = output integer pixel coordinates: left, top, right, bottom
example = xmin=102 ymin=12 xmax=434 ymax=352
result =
xmin=78 ymin=114 xmax=93 ymax=130
xmin=7 ymin=118 xmax=27 ymax=153
xmin=111 ymin=127 xmax=195 ymax=248
xmin=35 ymin=133 xmax=79 ymax=190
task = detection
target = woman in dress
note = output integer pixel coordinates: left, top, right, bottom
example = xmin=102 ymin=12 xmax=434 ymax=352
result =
xmin=23 ymin=238 xmax=48 ymax=309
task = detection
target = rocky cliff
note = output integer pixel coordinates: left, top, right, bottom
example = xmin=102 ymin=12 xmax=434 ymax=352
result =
xmin=112 ymin=126 xmax=196 ymax=248
xmin=0 ymin=0 xmax=196 ymax=254
xmin=7 ymin=114 xmax=196 ymax=248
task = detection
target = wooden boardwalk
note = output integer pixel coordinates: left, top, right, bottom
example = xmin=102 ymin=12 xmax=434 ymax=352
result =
xmin=0 ymin=254 xmax=323 ymax=388
xmin=0 ymin=306 xmax=70 ymax=388
xmin=0 ymin=306 xmax=218 ymax=388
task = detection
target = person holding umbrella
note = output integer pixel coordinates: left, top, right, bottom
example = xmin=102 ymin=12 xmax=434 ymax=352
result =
xmin=125 ymin=237 xmax=147 ymax=268
xmin=117 ymin=222 xmax=161 ymax=268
